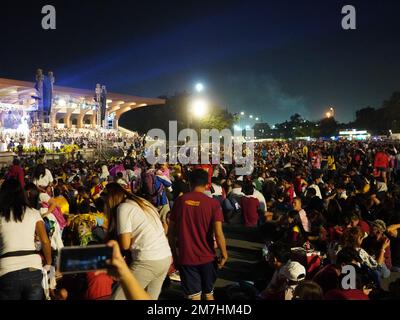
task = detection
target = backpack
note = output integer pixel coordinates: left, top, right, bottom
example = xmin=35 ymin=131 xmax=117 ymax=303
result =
xmin=222 ymin=195 xmax=242 ymax=224
xmin=143 ymin=171 xmax=164 ymax=206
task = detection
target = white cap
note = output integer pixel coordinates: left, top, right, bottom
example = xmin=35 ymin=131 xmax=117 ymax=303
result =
xmin=282 ymin=261 xmax=306 ymax=282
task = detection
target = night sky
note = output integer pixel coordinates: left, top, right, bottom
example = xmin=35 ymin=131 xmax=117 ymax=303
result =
xmin=1 ymin=0 xmax=400 ymax=125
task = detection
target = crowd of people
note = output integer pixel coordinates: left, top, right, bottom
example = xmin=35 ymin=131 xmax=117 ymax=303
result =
xmin=1 ymin=137 xmax=400 ymax=300
xmin=1 ymin=127 xmax=144 ymax=152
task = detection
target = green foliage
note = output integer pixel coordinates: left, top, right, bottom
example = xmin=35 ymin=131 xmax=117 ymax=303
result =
xmin=198 ymin=108 xmax=237 ymax=131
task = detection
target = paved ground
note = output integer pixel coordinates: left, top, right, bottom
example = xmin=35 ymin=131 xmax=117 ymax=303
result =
xmin=160 ymin=225 xmax=266 ymax=300
xmin=160 ymin=224 xmax=400 ymax=299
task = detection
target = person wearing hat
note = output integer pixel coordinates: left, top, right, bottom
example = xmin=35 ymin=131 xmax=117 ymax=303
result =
xmin=281 ymin=261 xmax=306 ymax=300
xmin=363 ymin=220 xmax=392 ymax=271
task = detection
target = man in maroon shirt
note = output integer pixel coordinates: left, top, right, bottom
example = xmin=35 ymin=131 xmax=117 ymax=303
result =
xmin=240 ymin=181 xmax=260 ymax=227
xmin=168 ymin=169 xmax=228 ymax=300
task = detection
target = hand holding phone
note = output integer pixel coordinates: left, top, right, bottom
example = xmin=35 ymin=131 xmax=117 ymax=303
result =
xmin=58 ymin=245 xmax=113 ymax=274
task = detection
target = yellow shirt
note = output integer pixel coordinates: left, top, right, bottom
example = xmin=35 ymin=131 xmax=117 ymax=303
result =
xmin=303 ymin=146 xmax=308 ymax=157
xmin=327 ymin=155 xmax=336 ymax=170
xmin=54 ymin=196 xmax=70 ymax=215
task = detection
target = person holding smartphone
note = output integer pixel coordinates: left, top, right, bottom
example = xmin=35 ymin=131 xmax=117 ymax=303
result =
xmin=104 ymin=183 xmax=172 ymax=300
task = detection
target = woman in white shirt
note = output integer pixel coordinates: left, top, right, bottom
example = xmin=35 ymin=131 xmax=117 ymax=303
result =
xmin=0 ymin=179 xmax=52 ymax=300
xmin=105 ymin=183 xmax=172 ymax=300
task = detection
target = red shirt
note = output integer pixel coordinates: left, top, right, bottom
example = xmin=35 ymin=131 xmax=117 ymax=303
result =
xmin=358 ymin=220 xmax=370 ymax=235
xmin=374 ymin=151 xmax=389 ymax=169
xmin=170 ymin=191 xmax=224 ymax=266
xmin=241 ymin=196 xmax=260 ymax=227
xmin=7 ymin=165 xmax=25 ymax=188
xmin=85 ymin=272 xmax=113 ymax=300
xmin=325 ymin=289 xmax=369 ymax=300
xmin=312 ymin=264 xmax=340 ymax=293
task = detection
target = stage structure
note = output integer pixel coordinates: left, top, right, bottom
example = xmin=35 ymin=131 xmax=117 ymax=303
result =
xmin=34 ymin=69 xmax=55 ymax=126
xmin=0 ymin=74 xmax=165 ymax=132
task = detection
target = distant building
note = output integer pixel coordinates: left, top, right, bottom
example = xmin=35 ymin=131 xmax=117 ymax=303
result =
xmin=339 ymin=129 xmax=370 ymax=140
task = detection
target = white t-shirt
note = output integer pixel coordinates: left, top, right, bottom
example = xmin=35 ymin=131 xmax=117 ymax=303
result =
xmin=117 ymin=200 xmax=171 ymax=261
xmin=0 ymin=207 xmax=43 ymax=277
xmin=33 ymin=168 xmax=54 ymax=188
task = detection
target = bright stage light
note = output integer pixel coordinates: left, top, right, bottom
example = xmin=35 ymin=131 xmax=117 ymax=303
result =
xmin=255 ymin=117 xmax=259 ymax=121
xmin=326 ymin=112 xmax=332 ymax=118
xmin=249 ymin=115 xmax=253 ymax=119
xmin=191 ymin=99 xmax=208 ymax=118
xmin=240 ymin=111 xmax=245 ymax=116
xmin=195 ymin=83 xmax=204 ymax=92
xmin=58 ymin=99 xmax=66 ymax=107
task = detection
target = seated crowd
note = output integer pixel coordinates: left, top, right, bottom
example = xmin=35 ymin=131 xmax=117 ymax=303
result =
xmin=1 ymin=139 xmax=400 ymax=300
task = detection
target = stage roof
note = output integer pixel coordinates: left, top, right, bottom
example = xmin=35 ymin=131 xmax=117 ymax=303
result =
xmin=0 ymin=77 xmax=165 ymax=116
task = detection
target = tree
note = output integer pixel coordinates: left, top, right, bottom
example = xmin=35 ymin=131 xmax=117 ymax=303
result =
xmin=198 ymin=108 xmax=237 ymax=131
xmin=318 ymin=117 xmax=339 ymax=137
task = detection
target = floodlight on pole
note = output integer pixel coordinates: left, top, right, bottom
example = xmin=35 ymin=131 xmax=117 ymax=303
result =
xmin=195 ymin=83 xmax=204 ymax=93
xmin=191 ymin=99 xmax=208 ymax=118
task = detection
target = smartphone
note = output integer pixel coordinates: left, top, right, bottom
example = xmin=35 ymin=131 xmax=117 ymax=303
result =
xmin=58 ymin=245 xmax=113 ymax=274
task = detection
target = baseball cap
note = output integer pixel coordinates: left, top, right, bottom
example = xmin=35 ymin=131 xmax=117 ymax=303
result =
xmin=370 ymin=219 xmax=386 ymax=233
xmin=282 ymin=261 xmax=306 ymax=282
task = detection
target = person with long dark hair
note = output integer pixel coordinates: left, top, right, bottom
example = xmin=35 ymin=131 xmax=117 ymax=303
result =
xmin=32 ymin=163 xmax=54 ymax=190
xmin=104 ymin=183 xmax=171 ymax=300
xmin=0 ymin=179 xmax=52 ymax=300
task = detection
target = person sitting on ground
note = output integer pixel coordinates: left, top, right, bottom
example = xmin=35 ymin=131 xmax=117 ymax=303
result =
xmin=340 ymin=226 xmax=390 ymax=280
xmin=313 ymin=247 xmax=362 ymax=294
xmin=292 ymin=281 xmax=324 ymax=300
xmin=344 ymin=211 xmax=370 ymax=235
xmin=283 ymin=210 xmax=306 ymax=248
xmin=259 ymin=241 xmax=292 ymax=300
xmin=240 ymin=180 xmax=261 ymax=227
xmin=362 ymin=220 xmax=392 ymax=271
xmin=324 ymin=264 xmax=374 ymax=300
xmin=53 ymin=187 xmax=70 ymax=216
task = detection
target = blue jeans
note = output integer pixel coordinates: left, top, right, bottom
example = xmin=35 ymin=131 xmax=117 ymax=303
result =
xmin=0 ymin=268 xmax=43 ymax=300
